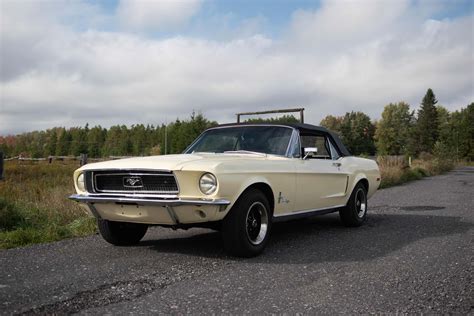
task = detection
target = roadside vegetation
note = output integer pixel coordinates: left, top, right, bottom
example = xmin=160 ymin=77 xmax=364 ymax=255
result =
xmin=0 ymin=161 xmax=96 ymax=249
xmin=378 ymin=155 xmax=455 ymax=189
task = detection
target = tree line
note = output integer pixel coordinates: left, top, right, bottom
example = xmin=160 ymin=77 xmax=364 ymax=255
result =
xmin=0 ymin=112 xmax=217 ymax=158
xmin=0 ymin=89 xmax=472 ymax=160
xmin=320 ymin=89 xmax=473 ymax=160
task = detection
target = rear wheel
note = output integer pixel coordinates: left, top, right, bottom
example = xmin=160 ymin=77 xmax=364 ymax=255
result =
xmin=222 ymin=189 xmax=272 ymax=257
xmin=97 ymin=219 xmax=148 ymax=246
xmin=339 ymin=182 xmax=368 ymax=227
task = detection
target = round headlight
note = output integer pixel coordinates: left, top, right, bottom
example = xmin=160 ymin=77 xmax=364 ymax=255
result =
xmin=77 ymin=173 xmax=86 ymax=192
xmin=199 ymin=173 xmax=217 ymax=195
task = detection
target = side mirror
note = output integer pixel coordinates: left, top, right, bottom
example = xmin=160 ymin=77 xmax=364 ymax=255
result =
xmin=303 ymin=147 xmax=318 ymax=160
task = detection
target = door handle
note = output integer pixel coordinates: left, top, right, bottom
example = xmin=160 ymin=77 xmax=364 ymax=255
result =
xmin=332 ymin=162 xmax=342 ymax=167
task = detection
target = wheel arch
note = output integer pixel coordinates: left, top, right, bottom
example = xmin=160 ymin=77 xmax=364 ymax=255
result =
xmin=358 ymin=178 xmax=369 ymax=192
xmin=234 ymin=182 xmax=275 ymax=216
xmin=348 ymin=173 xmax=369 ymax=200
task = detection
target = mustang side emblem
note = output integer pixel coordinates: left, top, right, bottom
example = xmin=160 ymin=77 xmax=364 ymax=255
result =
xmin=123 ymin=176 xmax=144 ymax=188
xmin=278 ymin=192 xmax=290 ymax=204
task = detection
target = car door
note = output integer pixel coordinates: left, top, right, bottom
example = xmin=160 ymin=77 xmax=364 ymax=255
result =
xmin=295 ymin=133 xmax=349 ymax=211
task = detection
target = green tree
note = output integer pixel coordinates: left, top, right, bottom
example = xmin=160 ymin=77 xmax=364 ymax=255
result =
xmin=46 ymin=129 xmax=58 ymax=156
xmin=416 ymin=88 xmax=439 ymax=153
xmin=87 ymin=126 xmax=106 ymax=158
xmin=339 ymin=111 xmax=376 ymax=155
xmin=130 ymin=124 xmax=148 ymax=156
xmin=245 ymin=114 xmax=299 ymax=124
xmin=56 ymin=129 xmax=72 ymax=156
xmin=320 ymin=115 xmax=343 ymax=135
xmin=375 ymin=102 xmax=414 ymax=155
xmin=449 ymin=103 xmax=474 ymax=160
xmin=70 ymin=125 xmax=88 ymax=156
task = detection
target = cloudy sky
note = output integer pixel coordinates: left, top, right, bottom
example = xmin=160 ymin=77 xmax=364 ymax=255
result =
xmin=0 ymin=0 xmax=473 ymax=135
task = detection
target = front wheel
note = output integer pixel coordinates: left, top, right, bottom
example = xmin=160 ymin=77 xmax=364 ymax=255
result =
xmin=97 ymin=219 xmax=148 ymax=246
xmin=222 ymin=189 xmax=272 ymax=257
xmin=339 ymin=182 xmax=368 ymax=227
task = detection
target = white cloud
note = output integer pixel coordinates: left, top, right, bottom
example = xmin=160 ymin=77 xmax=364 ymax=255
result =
xmin=116 ymin=0 xmax=203 ymax=31
xmin=0 ymin=0 xmax=472 ymax=134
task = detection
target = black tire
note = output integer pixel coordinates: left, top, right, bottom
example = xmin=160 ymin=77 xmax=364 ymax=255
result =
xmin=222 ymin=189 xmax=272 ymax=257
xmin=339 ymin=182 xmax=368 ymax=227
xmin=97 ymin=219 xmax=148 ymax=246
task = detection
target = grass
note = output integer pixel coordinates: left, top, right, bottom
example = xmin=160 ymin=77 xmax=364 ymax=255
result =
xmin=0 ymin=155 xmax=458 ymax=249
xmin=0 ymin=161 xmax=96 ymax=249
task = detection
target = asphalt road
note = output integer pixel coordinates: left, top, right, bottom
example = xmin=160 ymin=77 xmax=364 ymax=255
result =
xmin=1 ymin=167 xmax=473 ymax=314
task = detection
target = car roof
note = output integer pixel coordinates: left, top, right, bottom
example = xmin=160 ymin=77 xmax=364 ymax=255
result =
xmin=213 ymin=122 xmax=352 ymax=156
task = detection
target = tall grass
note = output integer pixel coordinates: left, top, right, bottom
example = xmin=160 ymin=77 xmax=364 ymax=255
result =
xmin=0 ymin=161 xmax=96 ymax=249
xmin=378 ymin=155 xmax=454 ymax=189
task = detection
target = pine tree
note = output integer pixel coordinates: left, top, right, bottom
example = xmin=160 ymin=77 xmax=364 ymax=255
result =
xmin=416 ymin=88 xmax=439 ymax=153
xmin=47 ymin=129 xmax=58 ymax=156
xmin=56 ymin=129 xmax=72 ymax=156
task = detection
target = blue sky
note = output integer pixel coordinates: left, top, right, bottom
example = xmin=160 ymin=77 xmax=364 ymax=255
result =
xmin=1 ymin=0 xmax=473 ymax=134
xmin=85 ymin=0 xmax=473 ymax=37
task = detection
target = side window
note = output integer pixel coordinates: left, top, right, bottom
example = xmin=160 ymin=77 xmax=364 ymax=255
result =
xmin=300 ymin=134 xmax=331 ymax=159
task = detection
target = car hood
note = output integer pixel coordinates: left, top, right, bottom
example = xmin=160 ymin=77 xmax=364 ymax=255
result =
xmin=79 ymin=153 xmax=280 ymax=172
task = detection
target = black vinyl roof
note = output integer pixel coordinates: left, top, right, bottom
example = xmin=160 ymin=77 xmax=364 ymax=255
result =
xmin=215 ymin=122 xmax=352 ymax=157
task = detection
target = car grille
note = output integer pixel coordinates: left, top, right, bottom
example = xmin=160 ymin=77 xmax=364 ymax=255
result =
xmin=91 ymin=170 xmax=179 ymax=194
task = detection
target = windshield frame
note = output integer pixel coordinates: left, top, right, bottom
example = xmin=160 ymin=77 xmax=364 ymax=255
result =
xmin=183 ymin=124 xmax=298 ymax=158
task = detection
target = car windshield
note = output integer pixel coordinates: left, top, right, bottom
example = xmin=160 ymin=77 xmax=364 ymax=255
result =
xmin=185 ymin=126 xmax=293 ymax=156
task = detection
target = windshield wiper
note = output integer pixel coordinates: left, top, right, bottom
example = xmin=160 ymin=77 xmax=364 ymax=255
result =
xmin=223 ymin=150 xmax=266 ymax=156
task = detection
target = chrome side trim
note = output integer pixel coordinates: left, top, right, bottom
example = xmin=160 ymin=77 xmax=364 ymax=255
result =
xmin=69 ymin=194 xmax=230 ymax=207
xmin=273 ymin=204 xmax=345 ymax=222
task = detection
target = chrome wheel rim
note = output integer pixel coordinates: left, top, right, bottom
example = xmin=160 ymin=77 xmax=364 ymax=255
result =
xmin=355 ymin=188 xmax=367 ymax=218
xmin=245 ymin=201 xmax=268 ymax=245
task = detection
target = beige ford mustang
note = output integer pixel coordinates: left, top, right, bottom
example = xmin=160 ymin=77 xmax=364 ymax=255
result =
xmin=70 ymin=123 xmax=380 ymax=257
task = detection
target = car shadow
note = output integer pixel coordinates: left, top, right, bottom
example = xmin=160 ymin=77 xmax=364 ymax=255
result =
xmin=136 ymin=211 xmax=473 ymax=264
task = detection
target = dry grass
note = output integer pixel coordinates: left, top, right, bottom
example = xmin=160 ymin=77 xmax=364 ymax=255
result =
xmin=0 ymin=161 xmax=96 ymax=249
xmin=378 ymin=156 xmax=454 ymax=189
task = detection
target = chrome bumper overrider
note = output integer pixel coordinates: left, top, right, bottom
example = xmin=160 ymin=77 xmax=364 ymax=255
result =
xmin=69 ymin=194 xmax=230 ymax=207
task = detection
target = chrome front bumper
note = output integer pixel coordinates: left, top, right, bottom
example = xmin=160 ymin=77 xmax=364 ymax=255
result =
xmin=69 ymin=194 xmax=231 ymax=225
xmin=69 ymin=194 xmax=230 ymax=207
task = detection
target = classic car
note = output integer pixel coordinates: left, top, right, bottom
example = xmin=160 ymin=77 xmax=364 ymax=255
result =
xmin=70 ymin=123 xmax=380 ymax=257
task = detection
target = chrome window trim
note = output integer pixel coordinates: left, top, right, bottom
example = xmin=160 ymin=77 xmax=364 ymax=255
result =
xmin=91 ymin=170 xmax=180 ymax=195
xmin=328 ymin=138 xmax=340 ymax=160
xmin=286 ymin=128 xmax=301 ymax=158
